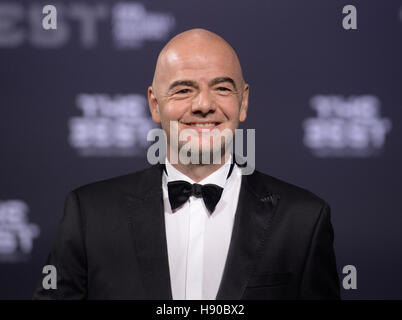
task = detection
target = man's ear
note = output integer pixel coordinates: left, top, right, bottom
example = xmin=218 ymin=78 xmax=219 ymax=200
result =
xmin=239 ymin=83 xmax=249 ymax=122
xmin=148 ymin=86 xmax=161 ymax=124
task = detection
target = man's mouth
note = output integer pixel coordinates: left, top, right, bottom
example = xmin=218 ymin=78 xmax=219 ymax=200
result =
xmin=183 ymin=122 xmax=220 ymax=127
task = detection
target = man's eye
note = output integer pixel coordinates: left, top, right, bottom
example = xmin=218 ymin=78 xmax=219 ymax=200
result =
xmin=176 ymin=89 xmax=191 ymax=94
xmin=217 ymin=87 xmax=230 ymax=91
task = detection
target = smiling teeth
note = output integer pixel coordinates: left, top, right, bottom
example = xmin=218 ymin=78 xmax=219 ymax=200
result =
xmin=189 ymin=123 xmax=216 ymax=127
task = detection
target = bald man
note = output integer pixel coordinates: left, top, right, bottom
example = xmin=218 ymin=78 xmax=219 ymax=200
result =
xmin=34 ymin=29 xmax=340 ymax=300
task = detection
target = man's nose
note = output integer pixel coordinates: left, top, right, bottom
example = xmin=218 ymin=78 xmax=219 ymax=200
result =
xmin=191 ymin=89 xmax=216 ymax=114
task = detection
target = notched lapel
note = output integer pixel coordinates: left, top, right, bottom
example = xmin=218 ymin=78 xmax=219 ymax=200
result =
xmin=216 ymin=172 xmax=281 ymax=300
xmin=125 ymin=165 xmax=173 ymax=300
xmin=123 ymin=166 xmax=280 ymax=301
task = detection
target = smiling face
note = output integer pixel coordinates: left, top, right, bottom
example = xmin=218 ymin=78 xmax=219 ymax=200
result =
xmin=148 ymin=29 xmax=249 ymax=164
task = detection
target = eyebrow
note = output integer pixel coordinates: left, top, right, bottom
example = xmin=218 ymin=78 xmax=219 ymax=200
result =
xmin=167 ymin=77 xmax=237 ymax=93
xmin=168 ymin=80 xmax=199 ymax=92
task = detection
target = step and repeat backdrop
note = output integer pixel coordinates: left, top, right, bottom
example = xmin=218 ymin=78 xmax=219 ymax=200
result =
xmin=0 ymin=0 xmax=401 ymax=299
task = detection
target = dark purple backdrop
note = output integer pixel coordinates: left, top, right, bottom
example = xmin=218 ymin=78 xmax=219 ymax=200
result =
xmin=0 ymin=0 xmax=401 ymax=299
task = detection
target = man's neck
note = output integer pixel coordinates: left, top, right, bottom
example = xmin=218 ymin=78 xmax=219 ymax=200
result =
xmin=166 ymin=153 xmax=231 ymax=183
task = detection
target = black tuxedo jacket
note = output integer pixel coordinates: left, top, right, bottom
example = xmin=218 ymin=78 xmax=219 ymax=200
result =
xmin=34 ymin=164 xmax=340 ymax=299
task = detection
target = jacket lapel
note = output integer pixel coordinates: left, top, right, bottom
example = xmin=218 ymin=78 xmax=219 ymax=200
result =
xmin=125 ymin=164 xmax=173 ymax=299
xmin=216 ymin=171 xmax=280 ymax=300
xmin=125 ymin=165 xmax=280 ymax=300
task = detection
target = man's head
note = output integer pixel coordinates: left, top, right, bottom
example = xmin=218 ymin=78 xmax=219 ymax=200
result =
xmin=148 ymin=28 xmax=249 ymax=163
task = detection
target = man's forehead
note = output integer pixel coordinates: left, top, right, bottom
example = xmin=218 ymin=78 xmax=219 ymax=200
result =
xmin=167 ymin=53 xmax=237 ymax=75
xmin=158 ymin=46 xmax=242 ymax=86
xmin=152 ymin=29 xmax=244 ymax=92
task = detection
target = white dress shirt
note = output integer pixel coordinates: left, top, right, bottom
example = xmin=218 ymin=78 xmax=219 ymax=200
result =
xmin=162 ymin=156 xmax=242 ymax=300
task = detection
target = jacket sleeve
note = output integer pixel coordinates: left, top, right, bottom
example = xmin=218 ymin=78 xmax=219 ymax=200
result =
xmin=299 ymin=201 xmax=341 ymax=299
xmin=33 ymin=191 xmax=88 ymax=299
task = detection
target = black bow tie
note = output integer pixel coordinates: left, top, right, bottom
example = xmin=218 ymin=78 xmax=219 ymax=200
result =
xmin=164 ymin=161 xmax=235 ymax=213
xmin=167 ymin=181 xmax=223 ymax=213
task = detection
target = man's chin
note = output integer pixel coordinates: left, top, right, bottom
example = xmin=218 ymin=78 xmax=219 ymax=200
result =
xmin=174 ymin=142 xmax=230 ymax=165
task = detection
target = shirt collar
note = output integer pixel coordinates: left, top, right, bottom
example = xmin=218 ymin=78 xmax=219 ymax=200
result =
xmin=164 ymin=155 xmax=233 ymax=188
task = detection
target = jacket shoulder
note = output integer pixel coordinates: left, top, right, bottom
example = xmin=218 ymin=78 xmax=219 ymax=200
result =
xmin=72 ymin=165 xmax=162 ymax=200
xmin=247 ymin=169 xmax=328 ymax=208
